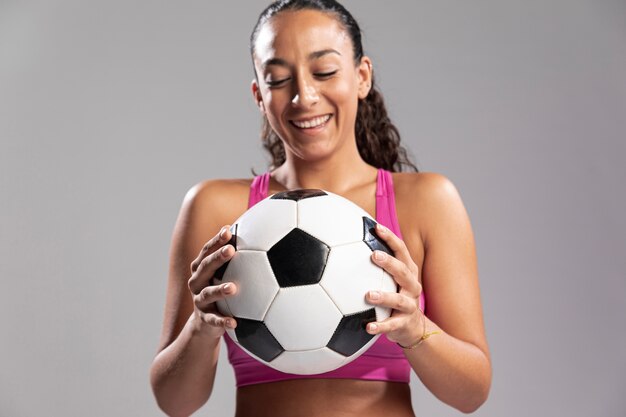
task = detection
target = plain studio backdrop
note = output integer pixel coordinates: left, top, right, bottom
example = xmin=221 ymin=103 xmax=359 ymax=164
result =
xmin=1 ymin=0 xmax=625 ymax=416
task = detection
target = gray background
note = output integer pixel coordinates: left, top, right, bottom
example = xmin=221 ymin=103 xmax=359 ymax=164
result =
xmin=1 ymin=0 xmax=625 ymax=416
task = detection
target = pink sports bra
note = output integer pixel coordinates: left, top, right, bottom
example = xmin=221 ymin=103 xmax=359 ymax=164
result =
xmin=224 ymin=169 xmax=426 ymax=387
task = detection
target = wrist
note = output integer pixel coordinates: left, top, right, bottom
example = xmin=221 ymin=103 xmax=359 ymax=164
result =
xmin=397 ymin=310 xmax=442 ymax=350
xmin=188 ymin=312 xmax=224 ymax=342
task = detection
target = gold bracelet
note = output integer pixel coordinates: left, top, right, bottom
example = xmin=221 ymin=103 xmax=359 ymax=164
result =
xmin=397 ymin=309 xmax=442 ymax=350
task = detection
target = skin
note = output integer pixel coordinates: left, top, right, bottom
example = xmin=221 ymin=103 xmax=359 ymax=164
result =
xmin=150 ymin=9 xmax=491 ymax=417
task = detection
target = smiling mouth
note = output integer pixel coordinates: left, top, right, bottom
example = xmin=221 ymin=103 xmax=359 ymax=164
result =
xmin=289 ymin=114 xmax=332 ymax=129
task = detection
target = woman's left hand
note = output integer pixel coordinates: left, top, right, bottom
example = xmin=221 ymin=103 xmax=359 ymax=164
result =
xmin=365 ymin=223 xmax=425 ymax=347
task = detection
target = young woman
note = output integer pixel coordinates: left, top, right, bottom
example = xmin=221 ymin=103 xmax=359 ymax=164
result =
xmin=150 ymin=1 xmax=491 ymax=416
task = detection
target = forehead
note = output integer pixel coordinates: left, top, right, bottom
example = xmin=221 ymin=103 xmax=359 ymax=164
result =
xmin=254 ymin=10 xmax=352 ymax=68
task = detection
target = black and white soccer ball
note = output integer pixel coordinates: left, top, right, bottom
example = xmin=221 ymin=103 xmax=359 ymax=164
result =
xmin=214 ymin=189 xmax=397 ymax=375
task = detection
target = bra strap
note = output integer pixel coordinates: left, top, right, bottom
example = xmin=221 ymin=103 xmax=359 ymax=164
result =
xmin=376 ymin=169 xmax=403 ymax=240
xmin=376 ymin=169 xmax=426 ymax=312
xmin=248 ymin=172 xmax=271 ymax=208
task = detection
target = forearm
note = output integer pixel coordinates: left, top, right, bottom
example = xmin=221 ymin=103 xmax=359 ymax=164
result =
xmin=405 ymin=317 xmax=492 ymax=414
xmin=150 ymin=314 xmax=221 ymax=417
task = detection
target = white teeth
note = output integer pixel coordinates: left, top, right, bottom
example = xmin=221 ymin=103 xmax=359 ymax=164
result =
xmin=292 ymin=114 xmax=331 ymax=129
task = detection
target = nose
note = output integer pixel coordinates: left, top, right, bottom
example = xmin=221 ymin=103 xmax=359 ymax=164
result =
xmin=291 ymin=76 xmax=319 ymax=108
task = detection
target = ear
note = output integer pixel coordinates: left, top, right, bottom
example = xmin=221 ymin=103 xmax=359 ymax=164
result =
xmin=251 ymin=79 xmax=266 ymax=114
xmin=357 ymin=56 xmax=373 ymax=100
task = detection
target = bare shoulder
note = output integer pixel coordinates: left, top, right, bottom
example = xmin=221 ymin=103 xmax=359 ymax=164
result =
xmin=392 ymin=171 xmax=470 ymax=248
xmin=183 ymin=178 xmax=252 ymax=223
xmin=157 ymin=177 xmax=253 ymax=352
xmin=396 ymin=171 xmax=485 ymax=341
xmin=392 ymin=171 xmax=460 ymax=203
xmin=173 ymin=177 xmax=254 ymax=288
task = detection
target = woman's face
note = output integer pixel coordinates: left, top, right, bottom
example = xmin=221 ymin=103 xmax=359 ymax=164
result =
xmin=251 ymin=10 xmax=372 ymax=164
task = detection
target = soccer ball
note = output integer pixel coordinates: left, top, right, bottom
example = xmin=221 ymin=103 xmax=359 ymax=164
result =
xmin=214 ymin=189 xmax=397 ymax=375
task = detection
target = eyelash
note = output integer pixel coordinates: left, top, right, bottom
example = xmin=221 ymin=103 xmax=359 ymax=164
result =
xmin=266 ymin=71 xmax=337 ymax=87
xmin=315 ymin=71 xmax=338 ymax=79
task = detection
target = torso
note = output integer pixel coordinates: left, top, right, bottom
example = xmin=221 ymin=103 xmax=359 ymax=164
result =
xmin=198 ymin=171 xmax=429 ymax=417
xmin=235 ymin=379 xmax=414 ymax=417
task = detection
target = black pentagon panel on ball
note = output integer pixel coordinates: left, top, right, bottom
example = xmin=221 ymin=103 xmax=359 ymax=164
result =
xmin=327 ymin=308 xmax=378 ymax=356
xmin=270 ymin=189 xmax=327 ymax=201
xmin=214 ymin=224 xmax=238 ymax=280
xmin=235 ymin=317 xmax=284 ymax=362
xmin=267 ymin=228 xmax=330 ymax=287
xmin=362 ymin=217 xmax=393 ymax=256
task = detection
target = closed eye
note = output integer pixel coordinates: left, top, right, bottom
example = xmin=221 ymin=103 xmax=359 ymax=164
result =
xmin=266 ymin=78 xmax=290 ymax=87
xmin=315 ymin=71 xmax=337 ymax=78
xmin=265 ymin=71 xmax=337 ymax=88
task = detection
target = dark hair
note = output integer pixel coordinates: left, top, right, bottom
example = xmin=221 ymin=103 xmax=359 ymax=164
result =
xmin=250 ymin=0 xmax=418 ymax=172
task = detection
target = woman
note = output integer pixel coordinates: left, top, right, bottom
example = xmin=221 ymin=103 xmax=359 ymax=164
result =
xmin=150 ymin=1 xmax=492 ymax=416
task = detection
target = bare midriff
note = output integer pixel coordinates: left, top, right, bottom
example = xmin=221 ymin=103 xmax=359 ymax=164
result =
xmin=234 ymin=379 xmax=415 ymax=417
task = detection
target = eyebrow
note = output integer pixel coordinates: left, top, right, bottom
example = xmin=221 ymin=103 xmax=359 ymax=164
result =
xmin=262 ymin=49 xmax=341 ymax=70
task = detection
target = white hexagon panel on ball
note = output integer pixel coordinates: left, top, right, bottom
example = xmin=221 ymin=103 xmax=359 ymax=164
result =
xmin=234 ymin=198 xmax=297 ymax=251
xmin=222 ymin=250 xmax=280 ymax=321
xmin=269 ymin=347 xmax=347 ymax=375
xmin=264 ymin=285 xmax=343 ymax=351
xmin=297 ymin=192 xmax=370 ymax=247
xmin=320 ymin=241 xmax=389 ymax=317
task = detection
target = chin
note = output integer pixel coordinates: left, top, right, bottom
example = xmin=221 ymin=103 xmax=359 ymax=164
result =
xmin=288 ymin=142 xmax=338 ymax=164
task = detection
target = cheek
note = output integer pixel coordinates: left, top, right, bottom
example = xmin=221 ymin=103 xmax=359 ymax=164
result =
xmin=328 ymin=79 xmax=359 ymax=118
xmin=264 ymin=92 xmax=286 ymax=124
xmin=331 ymin=79 xmax=354 ymax=102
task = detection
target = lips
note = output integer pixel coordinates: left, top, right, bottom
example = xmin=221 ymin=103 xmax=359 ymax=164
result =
xmin=289 ymin=114 xmax=332 ymax=129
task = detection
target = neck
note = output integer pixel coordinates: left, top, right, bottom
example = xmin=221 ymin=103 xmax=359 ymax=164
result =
xmin=271 ymin=147 xmax=378 ymax=195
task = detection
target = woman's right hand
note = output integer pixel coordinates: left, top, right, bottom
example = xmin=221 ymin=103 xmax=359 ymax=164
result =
xmin=187 ymin=225 xmax=238 ymax=338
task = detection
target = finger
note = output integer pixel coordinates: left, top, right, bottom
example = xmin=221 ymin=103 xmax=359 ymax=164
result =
xmin=366 ymin=315 xmax=404 ymax=335
xmin=199 ymin=311 xmax=237 ymax=329
xmin=374 ymin=223 xmax=414 ymax=267
xmin=194 ymin=282 xmax=238 ymax=311
xmin=365 ymin=290 xmax=418 ymax=314
xmin=188 ymin=244 xmax=235 ymax=294
xmin=371 ymin=250 xmax=422 ymax=296
xmin=190 ymin=225 xmax=232 ymax=274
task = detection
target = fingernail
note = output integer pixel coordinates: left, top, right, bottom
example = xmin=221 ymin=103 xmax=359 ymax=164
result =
xmin=221 ymin=246 xmax=230 ymax=256
xmin=376 ymin=224 xmax=387 ymax=233
xmin=369 ymin=290 xmax=380 ymax=300
xmin=223 ymin=283 xmax=231 ymax=292
xmin=368 ymin=323 xmax=378 ymax=333
xmin=220 ymin=227 xmax=228 ymax=238
xmin=374 ymin=251 xmax=386 ymax=261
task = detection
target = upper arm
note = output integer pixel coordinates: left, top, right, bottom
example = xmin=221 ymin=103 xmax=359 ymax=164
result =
xmin=155 ymin=180 xmax=247 ymax=354
xmin=419 ymin=173 xmax=490 ymax=359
